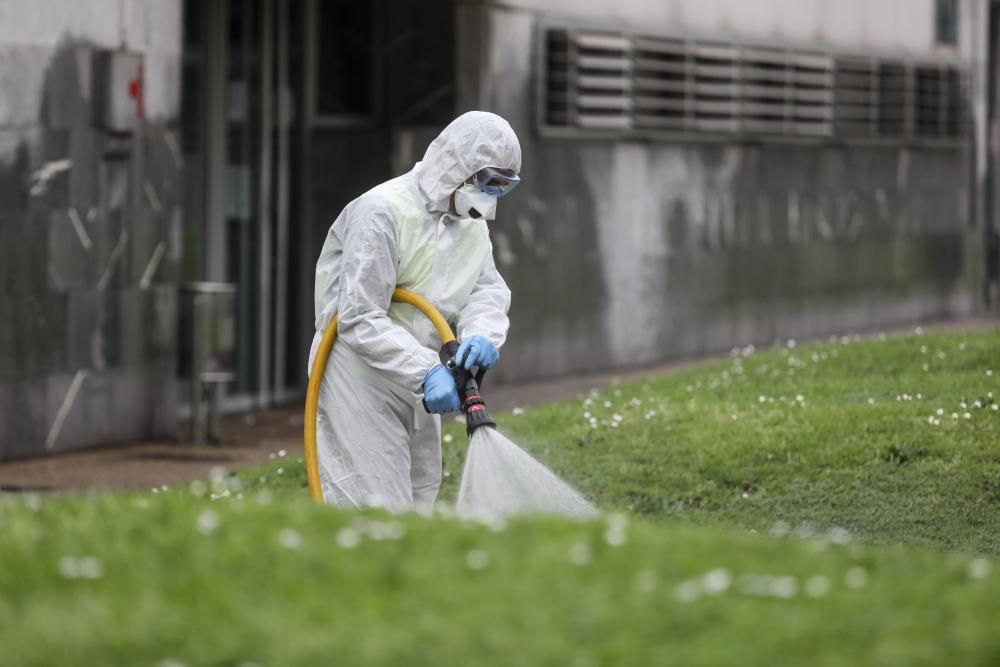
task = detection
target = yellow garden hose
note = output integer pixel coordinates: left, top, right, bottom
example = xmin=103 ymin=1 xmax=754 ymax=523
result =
xmin=303 ymin=288 xmax=457 ymax=503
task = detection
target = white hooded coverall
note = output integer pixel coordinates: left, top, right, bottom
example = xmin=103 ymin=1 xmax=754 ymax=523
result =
xmin=309 ymin=111 xmax=521 ymax=511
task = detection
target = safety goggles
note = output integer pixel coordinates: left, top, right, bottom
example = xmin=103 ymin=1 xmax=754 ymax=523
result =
xmin=472 ymin=166 xmax=521 ymax=197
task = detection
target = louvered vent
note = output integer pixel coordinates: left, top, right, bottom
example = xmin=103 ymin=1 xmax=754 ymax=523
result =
xmin=544 ymin=30 xmax=631 ymax=130
xmin=832 ymin=57 xmax=877 ymax=137
xmin=541 ymin=28 xmax=966 ymax=144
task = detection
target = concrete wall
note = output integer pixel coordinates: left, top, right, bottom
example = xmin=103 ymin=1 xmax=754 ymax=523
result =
xmin=456 ymin=1 xmax=982 ymax=384
xmin=0 ymin=0 xmax=183 ymax=461
xmin=493 ymin=0 xmax=971 ymax=55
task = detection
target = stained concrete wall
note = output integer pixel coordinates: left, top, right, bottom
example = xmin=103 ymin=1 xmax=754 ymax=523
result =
xmin=0 ymin=0 xmax=183 ymax=461
xmin=455 ymin=2 xmax=982 ymax=384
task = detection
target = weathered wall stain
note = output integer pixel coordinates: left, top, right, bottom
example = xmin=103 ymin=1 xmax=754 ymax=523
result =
xmin=1 ymin=33 xmax=182 ymax=461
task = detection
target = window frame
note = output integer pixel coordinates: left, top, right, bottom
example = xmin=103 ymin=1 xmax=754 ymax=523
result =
xmin=305 ymin=0 xmax=380 ymax=129
xmin=935 ymin=0 xmax=959 ymax=47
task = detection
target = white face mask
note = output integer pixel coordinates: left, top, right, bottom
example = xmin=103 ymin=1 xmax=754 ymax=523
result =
xmin=454 ymin=184 xmax=498 ymax=220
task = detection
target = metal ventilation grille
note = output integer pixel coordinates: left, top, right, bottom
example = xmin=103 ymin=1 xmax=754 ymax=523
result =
xmin=832 ymin=57 xmax=877 ymax=137
xmin=545 ymin=29 xmax=632 ymax=130
xmin=542 ymin=28 xmax=966 ymax=144
xmin=632 ymin=37 xmax=688 ymax=131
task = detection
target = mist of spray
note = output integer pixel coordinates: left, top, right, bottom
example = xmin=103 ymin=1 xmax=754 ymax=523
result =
xmin=456 ymin=427 xmax=598 ymax=521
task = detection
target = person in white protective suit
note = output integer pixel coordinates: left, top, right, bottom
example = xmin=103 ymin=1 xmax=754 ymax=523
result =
xmin=309 ymin=111 xmax=522 ymax=511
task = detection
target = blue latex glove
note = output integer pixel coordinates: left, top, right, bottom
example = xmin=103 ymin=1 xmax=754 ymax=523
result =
xmin=422 ymin=365 xmax=460 ymax=414
xmin=455 ymin=335 xmax=499 ymax=371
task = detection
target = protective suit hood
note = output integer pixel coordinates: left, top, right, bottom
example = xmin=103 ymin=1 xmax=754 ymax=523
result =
xmin=414 ymin=111 xmax=522 ymax=213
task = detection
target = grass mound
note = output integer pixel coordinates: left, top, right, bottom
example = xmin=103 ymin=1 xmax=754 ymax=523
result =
xmin=0 ymin=328 xmax=997 ymax=666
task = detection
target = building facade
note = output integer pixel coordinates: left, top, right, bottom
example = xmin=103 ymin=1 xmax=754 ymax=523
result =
xmin=0 ymin=1 xmax=183 ymax=459
xmin=1 ymin=0 xmax=996 ymax=460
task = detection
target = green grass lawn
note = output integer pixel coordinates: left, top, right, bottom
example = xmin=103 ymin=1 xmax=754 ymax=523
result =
xmin=1 ymin=328 xmax=998 ymax=666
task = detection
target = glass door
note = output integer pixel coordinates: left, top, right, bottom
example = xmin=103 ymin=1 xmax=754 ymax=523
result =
xmin=182 ymin=0 xmax=301 ymax=409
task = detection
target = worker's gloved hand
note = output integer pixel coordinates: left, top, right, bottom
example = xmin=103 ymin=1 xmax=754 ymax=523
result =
xmin=455 ymin=336 xmax=499 ymax=371
xmin=422 ymin=365 xmax=461 ymax=414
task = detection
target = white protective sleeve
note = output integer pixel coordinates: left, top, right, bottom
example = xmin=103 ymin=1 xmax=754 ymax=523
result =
xmin=455 ymin=244 xmax=511 ymax=350
xmin=336 ymin=206 xmax=441 ymax=393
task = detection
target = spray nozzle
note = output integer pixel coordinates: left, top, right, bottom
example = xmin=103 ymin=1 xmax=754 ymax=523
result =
xmin=440 ymin=341 xmax=496 ymax=437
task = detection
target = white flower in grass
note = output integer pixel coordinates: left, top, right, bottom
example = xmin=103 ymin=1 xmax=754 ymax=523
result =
xmin=739 ymin=574 xmax=769 ymax=596
xmin=443 ymin=433 xmax=454 ymax=444
xmin=278 ymin=528 xmax=303 ymax=550
xmin=278 ymin=449 xmax=287 ymax=457
xmin=336 ymin=528 xmax=360 ymax=549
xmin=702 ymin=568 xmax=732 ymax=594
xmin=964 ymin=413 xmax=971 ymax=420
xmin=196 ymin=510 xmax=219 ymax=535
xmin=276 ymin=467 xmax=284 ymax=475
xmin=968 ymin=558 xmax=991 ymax=580
xmin=58 ymin=555 xmax=103 ymax=580
xmin=845 ymin=567 xmax=868 ymax=589
xmin=769 ymin=576 xmax=797 ymax=599
xmin=568 ymin=543 xmax=592 ymax=566
xmin=604 ymin=514 xmax=628 ymax=547
xmin=805 ymin=575 xmax=831 ymax=598
xmin=466 ymin=549 xmax=489 ymax=571
xmin=868 ymin=398 xmax=875 ymax=405
xmin=936 ymin=408 xmax=944 ymax=416
xmin=512 ymin=407 xmax=525 ymax=416
xmin=674 ymin=579 xmax=701 ymax=603
xmin=828 ymin=527 xmax=851 ymax=545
